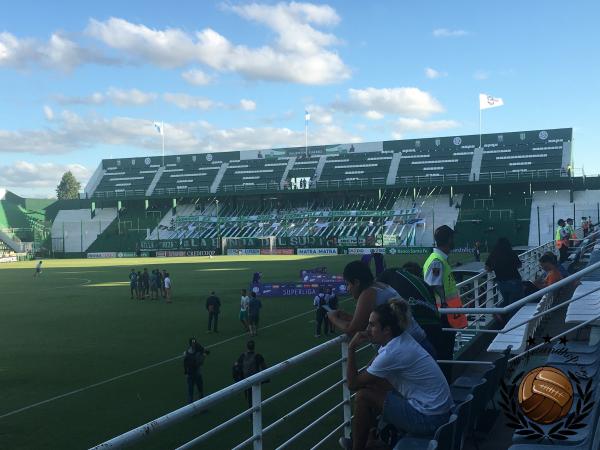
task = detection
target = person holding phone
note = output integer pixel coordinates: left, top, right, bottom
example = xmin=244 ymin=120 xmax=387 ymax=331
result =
xmin=328 ymin=261 xmax=436 ymax=357
xmin=313 ymin=289 xmax=329 ymax=337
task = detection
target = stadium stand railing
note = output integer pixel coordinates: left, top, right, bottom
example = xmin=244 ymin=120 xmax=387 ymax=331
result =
xmin=91 ymin=234 xmax=600 ymax=450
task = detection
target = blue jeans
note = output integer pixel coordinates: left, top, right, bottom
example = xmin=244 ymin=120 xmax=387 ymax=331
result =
xmin=382 ymin=391 xmax=451 ymax=436
xmin=496 ymin=279 xmax=524 ymax=306
xmin=187 ymin=373 xmax=204 ymax=403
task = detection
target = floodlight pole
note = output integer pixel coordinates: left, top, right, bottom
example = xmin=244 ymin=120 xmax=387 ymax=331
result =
xmin=479 ymin=109 xmax=482 ymax=150
xmin=215 ymin=199 xmax=221 ymax=254
xmin=162 ymin=121 xmax=165 ymax=167
xmin=305 ymin=119 xmax=308 ymax=158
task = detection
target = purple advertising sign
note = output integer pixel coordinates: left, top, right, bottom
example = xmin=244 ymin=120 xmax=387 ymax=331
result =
xmin=299 ymin=267 xmax=328 ymax=279
xmin=254 ymin=281 xmax=347 ymax=297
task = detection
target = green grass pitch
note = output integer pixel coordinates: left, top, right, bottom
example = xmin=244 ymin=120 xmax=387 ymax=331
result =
xmin=0 ymin=253 xmax=475 ymax=449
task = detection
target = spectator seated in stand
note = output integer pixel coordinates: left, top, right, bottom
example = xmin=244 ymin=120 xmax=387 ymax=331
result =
xmin=327 ymin=261 xmax=437 ymax=358
xmin=340 ymin=299 xmax=453 ymax=450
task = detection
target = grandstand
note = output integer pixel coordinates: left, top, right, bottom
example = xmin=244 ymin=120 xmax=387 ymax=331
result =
xmin=8 ymin=126 xmax=600 ymax=450
xmin=56 ymin=127 xmax=600 ymax=257
xmin=0 ymin=189 xmax=52 ymax=256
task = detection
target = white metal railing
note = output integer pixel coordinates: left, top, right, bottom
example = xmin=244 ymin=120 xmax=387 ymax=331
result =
xmin=443 ymin=237 xmax=600 ymax=317
xmin=448 ymin=226 xmax=599 ymax=350
xmin=451 ymin=240 xmax=555 ymax=349
xmin=91 ymin=336 xmax=358 ymax=449
xmin=92 ymin=232 xmax=599 ymax=449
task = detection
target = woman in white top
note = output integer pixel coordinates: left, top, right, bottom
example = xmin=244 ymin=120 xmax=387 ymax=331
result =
xmin=342 ymin=299 xmax=453 ymax=450
xmin=239 ymin=289 xmax=250 ymax=332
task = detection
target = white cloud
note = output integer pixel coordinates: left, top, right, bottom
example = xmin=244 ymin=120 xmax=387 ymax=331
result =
xmin=473 ymin=70 xmax=490 ymax=80
xmin=43 ymin=105 xmax=54 ymax=120
xmin=425 ymin=67 xmax=446 ymax=79
xmin=333 ymin=87 xmax=444 ymax=119
xmin=0 ymin=112 xmax=200 ymax=155
xmin=197 ymin=123 xmax=360 ymax=152
xmin=54 ymin=92 xmax=105 ymax=105
xmin=393 ymin=118 xmax=460 ymax=137
xmin=86 ymin=8 xmax=349 ymax=84
xmin=55 ymin=88 xmax=156 ymax=106
xmin=0 ymin=161 xmax=91 ymax=192
xmin=0 ymin=31 xmax=115 ymax=71
xmin=239 ymin=99 xmax=257 ymax=111
xmin=106 ymin=87 xmax=157 ymax=105
xmin=162 ymin=93 xmax=257 ymax=111
xmin=0 ymin=110 xmax=360 ymax=157
xmin=432 ymin=28 xmax=469 ymax=38
xmin=181 ymin=69 xmax=213 ymax=85
xmin=163 ymin=93 xmax=214 ymax=110
xmin=365 ymin=110 xmax=384 ymax=120
xmin=307 ymin=105 xmax=334 ymax=125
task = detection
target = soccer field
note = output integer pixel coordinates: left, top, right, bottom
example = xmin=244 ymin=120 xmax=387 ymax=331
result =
xmin=0 ymin=254 xmax=473 ymax=449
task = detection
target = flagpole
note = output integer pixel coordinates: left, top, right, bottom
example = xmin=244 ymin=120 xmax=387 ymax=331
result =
xmin=305 ymin=116 xmax=308 ymax=158
xmin=162 ymin=121 xmax=165 ymax=167
xmin=479 ymin=108 xmax=482 ymax=149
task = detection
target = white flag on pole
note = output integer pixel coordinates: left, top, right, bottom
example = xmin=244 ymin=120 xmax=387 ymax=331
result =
xmin=479 ymin=94 xmax=504 ymax=110
xmin=305 ymin=110 xmax=310 ymax=122
xmin=154 ymin=121 xmax=164 ymax=135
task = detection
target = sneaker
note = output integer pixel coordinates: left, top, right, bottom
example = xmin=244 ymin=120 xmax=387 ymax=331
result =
xmin=314 ymin=334 xmax=321 ymax=338
xmin=338 ymin=437 xmax=352 ymax=450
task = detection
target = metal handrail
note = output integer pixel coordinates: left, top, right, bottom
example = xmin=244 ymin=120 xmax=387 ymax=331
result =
xmin=456 ymin=283 xmax=600 ymax=336
xmin=90 ymin=335 xmax=349 ymax=449
xmin=442 ymin=259 xmax=600 ymax=316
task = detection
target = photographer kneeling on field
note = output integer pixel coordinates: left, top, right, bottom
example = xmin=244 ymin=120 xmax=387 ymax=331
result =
xmin=340 ymin=300 xmax=453 ymax=450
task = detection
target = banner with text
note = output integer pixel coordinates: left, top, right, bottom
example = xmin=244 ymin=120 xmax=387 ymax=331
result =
xmin=255 ymin=281 xmax=347 ymax=297
xmin=156 ymin=250 xmax=216 ymax=257
xmin=260 ymin=248 xmax=294 ymax=255
xmin=297 ymin=248 xmax=339 ymax=255
xmin=87 ymin=252 xmax=117 ymax=258
xmin=227 ymin=249 xmax=261 ymax=256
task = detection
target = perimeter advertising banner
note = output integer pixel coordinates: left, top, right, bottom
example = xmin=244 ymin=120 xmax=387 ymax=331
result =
xmin=227 ymin=249 xmax=261 ymax=255
xmin=156 ymin=250 xmax=216 ymax=257
xmin=346 ymin=247 xmax=432 ymax=255
xmin=297 ymin=248 xmax=339 ymax=255
xmin=87 ymin=252 xmax=117 ymax=258
xmin=260 ymin=249 xmax=294 ymax=255
xmin=255 ymin=281 xmax=347 ymax=297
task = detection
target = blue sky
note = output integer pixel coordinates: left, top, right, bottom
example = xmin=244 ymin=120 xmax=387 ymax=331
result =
xmin=1 ymin=0 xmax=598 ymax=197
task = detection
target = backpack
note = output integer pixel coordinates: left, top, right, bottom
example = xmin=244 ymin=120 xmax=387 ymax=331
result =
xmin=241 ymin=352 xmax=259 ymax=378
xmin=232 ymin=361 xmax=244 ymax=382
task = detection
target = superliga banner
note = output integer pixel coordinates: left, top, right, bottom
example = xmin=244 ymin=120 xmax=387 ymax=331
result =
xmin=346 ymin=247 xmax=432 ymax=255
xmin=255 ymin=281 xmax=347 ymax=297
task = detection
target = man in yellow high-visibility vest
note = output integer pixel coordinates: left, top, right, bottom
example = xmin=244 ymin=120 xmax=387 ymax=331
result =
xmin=555 ymin=219 xmax=569 ymax=263
xmin=423 ymin=225 xmax=467 ymax=329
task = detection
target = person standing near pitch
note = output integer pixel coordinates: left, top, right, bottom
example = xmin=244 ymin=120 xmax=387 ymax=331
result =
xmin=206 ymin=291 xmax=221 ymax=333
xmin=240 ymin=289 xmax=250 ymax=332
xmin=33 ymin=260 xmax=43 ymax=278
xmin=183 ymin=337 xmax=210 ymax=403
xmin=248 ymin=292 xmax=262 ymax=336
